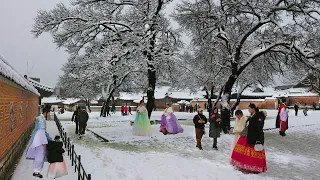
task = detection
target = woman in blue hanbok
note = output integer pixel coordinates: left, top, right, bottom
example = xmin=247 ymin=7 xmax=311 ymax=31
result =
xmin=132 ymin=100 xmax=152 ymax=136
xmin=26 ymin=109 xmax=51 ymax=178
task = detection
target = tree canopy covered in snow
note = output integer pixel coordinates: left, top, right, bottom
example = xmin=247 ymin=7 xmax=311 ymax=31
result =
xmin=32 ymin=0 xmax=182 ymax=117
xmin=173 ymin=0 xmax=320 ymax=109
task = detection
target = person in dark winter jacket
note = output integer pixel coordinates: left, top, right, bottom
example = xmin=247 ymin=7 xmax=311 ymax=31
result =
xmin=193 ymin=108 xmax=207 ymax=150
xmin=247 ymin=104 xmax=265 ymax=145
xmin=129 ymin=106 xmax=132 ymax=115
xmin=47 ymin=136 xmax=65 ymax=163
xmin=209 ymin=107 xmax=220 ymax=150
xmin=294 ymin=104 xmax=299 ymax=116
xmin=47 ymin=136 xmax=68 ymax=178
xmin=71 ymin=107 xmax=80 ymax=134
xmin=77 ymin=108 xmax=89 ymax=137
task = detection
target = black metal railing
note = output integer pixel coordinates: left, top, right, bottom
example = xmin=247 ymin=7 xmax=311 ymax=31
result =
xmin=54 ymin=113 xmax=91 ymax=180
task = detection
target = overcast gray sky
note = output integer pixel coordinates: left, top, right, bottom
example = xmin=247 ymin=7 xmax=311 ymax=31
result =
xmin=0 ymin=0 xmax=181 ymax=87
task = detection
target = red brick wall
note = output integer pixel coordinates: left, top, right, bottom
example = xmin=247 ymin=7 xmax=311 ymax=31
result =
xmin=288 ymin=96 xmax=319 ymax=105
xmin=0 ymin=78 xmax=39 ymax=162
xmin=191 ymin=99 xmax=278 ymax=110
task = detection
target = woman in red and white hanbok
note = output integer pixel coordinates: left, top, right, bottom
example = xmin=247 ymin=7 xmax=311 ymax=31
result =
xmin=231 ymin=104 xmax=267 ymax=173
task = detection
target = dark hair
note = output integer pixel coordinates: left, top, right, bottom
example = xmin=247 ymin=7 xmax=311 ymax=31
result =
xmin=235 ymin=110 xmax=243 ymax=115
xmin=139 ymin=100 xmax=144 ymax=104
xmin=282 ymin=98 xmax=287 ymax=103
xmin=54 ymin=135 xmax=60 ymax=140
xmin=42 ymin=108 xmax=49 ymax=114
xmin=248 ymin=103 xmax=259 ymax=112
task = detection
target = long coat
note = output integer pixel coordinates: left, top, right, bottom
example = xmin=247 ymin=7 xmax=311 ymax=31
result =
xmin=247 ymin=112 xmax=265 ymax=145
xmin=47 ymin=141 xmax=65 ymax=163
xmin=209 ymin=112 xmax=220 ymax=138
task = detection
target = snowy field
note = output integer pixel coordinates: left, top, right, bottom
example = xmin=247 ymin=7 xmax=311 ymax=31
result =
xmin=54 ymin=110 xmax=320 ymax=180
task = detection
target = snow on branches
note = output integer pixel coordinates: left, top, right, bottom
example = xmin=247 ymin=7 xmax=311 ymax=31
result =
xmin=173 ymin=0 xmax=320 ymax=106
xmin=33 ymin=0 xmax=181 ymax=116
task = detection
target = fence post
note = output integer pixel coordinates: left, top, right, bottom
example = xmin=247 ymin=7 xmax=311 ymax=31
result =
xmin=71 ymin=145 xmax=74 ymax=164
xmin=88 ymin=174 xmax=91 ymax=180
xmin=78 ymin=155 xmax=81 ymax=180
xmin=67 ymin=138 xmax=70 ymax=156
xmin=64 ymin=132 xmax=67 ymax=148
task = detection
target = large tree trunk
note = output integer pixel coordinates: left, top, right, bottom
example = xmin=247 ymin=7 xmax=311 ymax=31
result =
xmin=214 ymin=86 xmax=224 ymax=107
xmin=220 ymin=75 xmax=237 ymax=134
xmin=206 ymin=86 xmax=215 ymax=116
xmin=86 ymin=99 xmax=92 ymax=113
xmin=103 ymin=89 xmax=115 ymax=117
xmin=146 ymin=67 xmax=156 ymax=119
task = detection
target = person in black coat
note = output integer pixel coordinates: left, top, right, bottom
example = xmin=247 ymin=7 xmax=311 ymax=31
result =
xmin=71 ymin=107 xmax=80 ymax=134
xmin=47 ymin=136 xmax=65 ymax=163
xmin=193 ymin=108 xmax=207 ymax=150
xmin=294 ymin=104 xmax=299 ymax=116
xmin=247 ymin=104 xmax=265 ymax=146
xmin=77 ymin=108 xmax=89 ymax=137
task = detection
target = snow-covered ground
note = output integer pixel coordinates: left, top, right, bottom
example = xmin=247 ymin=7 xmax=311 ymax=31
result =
xmin=11 ymin=121 xmax=77 ymax=180
xmin=52 ymin=109 xmax=320 ymax=180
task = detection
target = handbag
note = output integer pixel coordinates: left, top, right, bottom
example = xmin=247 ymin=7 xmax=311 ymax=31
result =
xmin=254 ymin=141 xmax=264 ymax=151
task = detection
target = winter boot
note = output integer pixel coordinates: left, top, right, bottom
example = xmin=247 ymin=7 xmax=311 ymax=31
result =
xmin=33 ymin=172 xmax=43 ymax=178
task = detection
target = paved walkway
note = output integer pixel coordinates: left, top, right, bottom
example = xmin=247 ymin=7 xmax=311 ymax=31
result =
xmin=11 ymin=120 xmax=77 ymax=180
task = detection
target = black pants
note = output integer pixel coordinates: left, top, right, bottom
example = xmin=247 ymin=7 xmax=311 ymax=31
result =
xmin=75 ymin=122 xmax=79 ymax=134
xmin=295 ymin=110 xmax=298 ymax=116
xmin=212 ymin=138 xmax=217 ymax=147
xmin=79 ymin=124 xmax=87 ymax=135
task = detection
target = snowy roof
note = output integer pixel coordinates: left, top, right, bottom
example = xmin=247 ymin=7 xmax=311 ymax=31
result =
xmin=90 ymin=100 xmax=98 ymax=104
xmin=0 ymin=54 xmax=40 ymax=96
xmin=28 ymin=77 xmax=54 ymax=92
xmin=62 ymin=98 xmax=81 ymax=105
xmin=119 ymin=92 xmax=143 ymax=100
xmin=191 ymin=99 xmax=265 ymax=102
xmin=41 ymin=97 xmax=62 ymax=104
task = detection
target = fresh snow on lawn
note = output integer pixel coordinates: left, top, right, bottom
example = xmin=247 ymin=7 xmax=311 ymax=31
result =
xmin=54 ymin=109 xmax=320 ymax=180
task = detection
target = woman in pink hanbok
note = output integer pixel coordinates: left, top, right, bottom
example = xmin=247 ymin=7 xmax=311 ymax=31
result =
xmin=160 ymin=104 xmax=184 ymax=135
xmin=47 ymin=135 xmax=68 ymax=178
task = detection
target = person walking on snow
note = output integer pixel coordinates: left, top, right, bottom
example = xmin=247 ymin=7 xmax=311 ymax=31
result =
xmin=209 ymin=107 xmax=221 ymax=150
xmin=47 ymin=135 xmax=68 ymax=178
xmin=72 ymin=107 xmax=80 ymax=134
xmin=303 ymin=104 xmax=308 ymax=116
xmin=77 ymin=107 xmax=89 ymax=138
xmin=26 ymin=108 xmax=52 ymax=178
xmin=294 ymin=103 xmax=299 ymax=116
xmin=193 ymin=108 xmax=207 ymax=150
xmin=276 ymin=99 xmax=289 ymax=136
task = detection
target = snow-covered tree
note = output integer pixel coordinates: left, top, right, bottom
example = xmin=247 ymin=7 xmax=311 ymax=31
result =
xmin=32 ymin=0 xmax=181 ymax=118
xmin=173 ymin=0 xmax=320 ymax=109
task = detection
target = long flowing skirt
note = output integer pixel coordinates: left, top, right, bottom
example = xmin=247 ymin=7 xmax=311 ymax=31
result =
xmin=160 ymin=114 xmax=183 ymax=134
xmin=26 ymin=129 xmax=48 ymax=161
xmin=230 ymin=133 xmax=240 ymax=158
xmin=47 ymin=160 xmax=68 ymax=178
xmin=231 ymin=136 xmax=267 ymax=173
xmin=133 ymin=113 xmax=152 ymax=136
